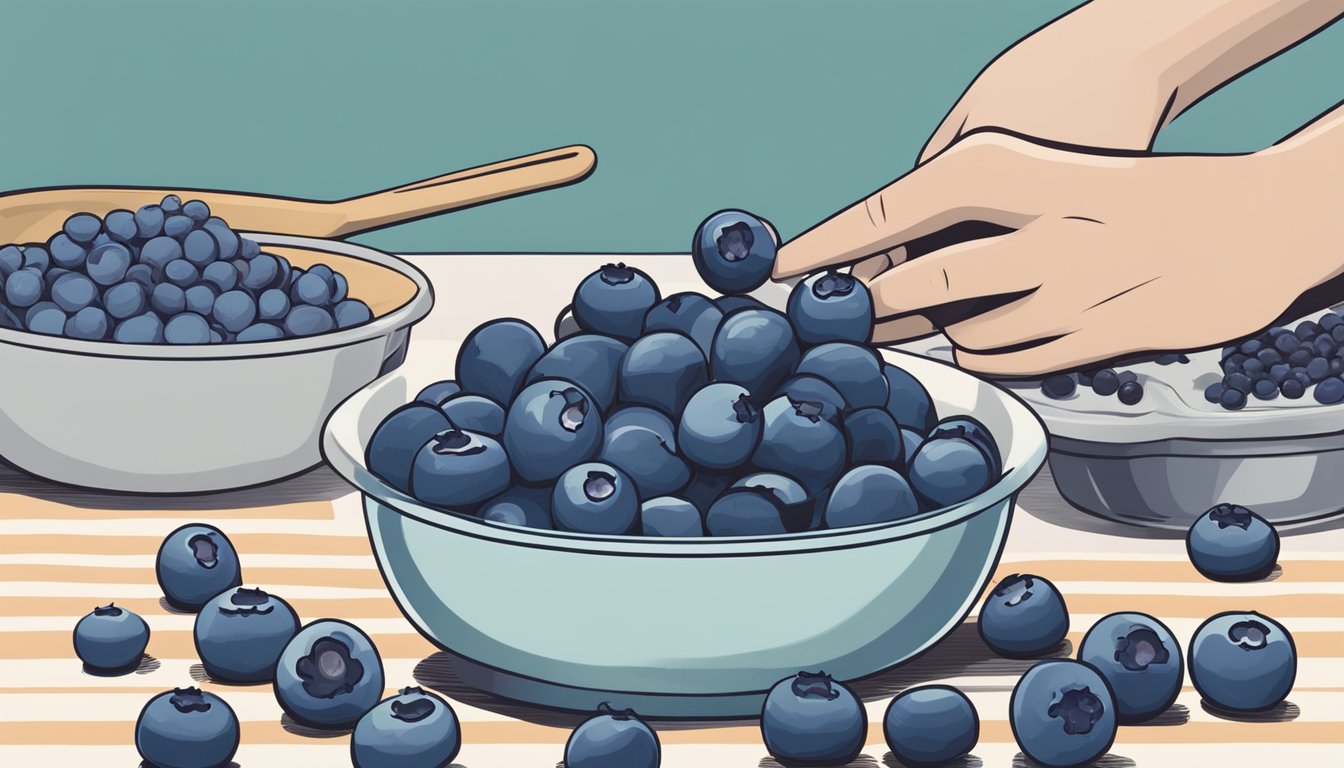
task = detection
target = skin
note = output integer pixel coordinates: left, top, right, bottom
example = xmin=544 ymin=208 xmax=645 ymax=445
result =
xmin=776 ymin=0 xmax=1344 ymax=376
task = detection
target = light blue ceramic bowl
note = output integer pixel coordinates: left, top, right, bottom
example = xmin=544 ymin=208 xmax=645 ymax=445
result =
xmin=322 ymin=348 xmax=1047 ymax=718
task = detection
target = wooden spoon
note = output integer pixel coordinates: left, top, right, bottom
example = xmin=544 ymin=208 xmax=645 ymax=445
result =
xmin=0 ymin=144 xmax=596 ymax=244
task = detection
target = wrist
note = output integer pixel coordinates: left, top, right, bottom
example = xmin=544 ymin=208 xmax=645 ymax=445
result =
xmin=1254 ymin=114 xmax=1344 ymax=291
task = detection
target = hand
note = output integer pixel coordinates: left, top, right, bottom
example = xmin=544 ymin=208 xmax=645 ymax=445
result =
xmin=776 ymin=130 xmax=1343 ymax=377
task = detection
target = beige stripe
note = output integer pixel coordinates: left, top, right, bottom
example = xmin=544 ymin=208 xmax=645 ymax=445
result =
xmin=0 ymin=596 xmax=406 ymax=618
xmin=0 ymin=497 xmax=335 ymax=521
xmin=1 ymin=533 xmax=373 ymax=556
xmin=1 ymin=630 xmax=437 ymax=659
xmin=0 ymin=564 xmax=387 ymax=590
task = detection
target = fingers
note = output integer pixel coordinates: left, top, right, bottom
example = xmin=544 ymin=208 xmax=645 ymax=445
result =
xmin=774 ymin=137 xmax=1044 ymax=279
xmin=866 ymin=230 xmax=1046 ymax=319
xmin=851 ymin=246 xmax=906 ymax=283
xmin=917 ymin=111 xmax=965 ymax=166
xmin=942 ymin=291 xmax=1071 ymax=352
xmin=953 ymin=330 xmax=1108 ymax=377
xmin=871 ymin=314 xmax=938 ymax=346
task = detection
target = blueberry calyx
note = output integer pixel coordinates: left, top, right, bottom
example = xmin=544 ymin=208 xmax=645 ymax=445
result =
xmin=715 ymin=222 xmax=754 ymax=263
xmin=552 ymin=387 xmax=590 ymax=433
xmin=790 ymin=670 xmax=841 ymax=701
xmin=811 ymin=271 xmax=856 ymax=300
xmin=1048 ymin=686 xmax=1104 ymax=735
xmin=1228 ymin=619 xmax=1271 ymax=650
xmin=93 ymin=603 xmax=123 ymax=617
xmin=222 ymin=587 xmax=275 ymax=615
xmin=429 ymin=429 xmax=487 ymax=457
xmin=188 ymin=533 xmax=220 ymax=569
xmin=598 ymin=263 xmax=636 ymax=286
xmin=994 ymin=574 xmax=1034 ymax=607
xmin=789 ymin=398 xmax=826 ymax=424
xmin=732 ymin=394 xmax=758 ymax=424
xmin=666 ymin=295 xmax=684 ymax=313
xmin=596 ymin=701 xmax=639 ymax=721
xmin=390 ymin=691 xmax=436 ymax=723
xmin=296 ymin=635 xmax=365 ymax=699
xmin=1115 ymin=625 xmax=1170 ymax=671
xmin=1208 ymin=503 xmax=1254 ymax=530
xmin=583 ymin=470 xmax=617 ymax=502
xmin=169 ymin=687 xmax=212 ymax=714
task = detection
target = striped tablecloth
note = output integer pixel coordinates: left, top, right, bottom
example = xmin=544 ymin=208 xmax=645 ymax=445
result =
xmin=2 ymin=254 xmax=1342 ymax=767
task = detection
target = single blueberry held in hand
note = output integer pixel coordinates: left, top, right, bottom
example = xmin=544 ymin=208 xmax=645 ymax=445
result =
xmin=564 ymin=703 xmax=661 ymax=768
xmin=787 ymin=270 xmax=874 ymax=345
xmin=155 ymin=523 xmax=243 ymax=612
xmin=572 ymin=262 xmax=660 ymax=340
xmin=274 ymin=619 xmax=385 ymax=729
xmin=884 ymin=685 xmax=979 ymax=768
xmin=1010 ymin=660 xmax=1117 ymax=768
xmin=504 ymin=380 xmax=604 ymax=483
xmin=352 ymin=686 xmax=462 ymax=768
xmin=1188 ymin=611 xmax=1296 ymax=712
xmin=690 ymin=209 xmax=778 ymax=295
xmin=135 ymin=687 xmax=240 ymax=768
xmin=761 ymin=671 xmax=867 ymax=767
xmin=677 ymin=382 xmax=762 ymax=471
xmin=73 ymin=603 xmax=150 ymax=674
xmin=194 ymin=586 xmax=300 ymax=683
xmin=552 ymin=462 xmax=639 ymax=534
xmin=1079 ymin=612 xmax=1183 ymax=723
xmin=455 ymin=318 xmax=547 ymax=406
xmin=1186 ymin=503 xmax=1279 ymax=581
xmin=410 ymin=428 xmax=512 ymax=508
xmin=978 ymin=573 xmax=1069 ymax=658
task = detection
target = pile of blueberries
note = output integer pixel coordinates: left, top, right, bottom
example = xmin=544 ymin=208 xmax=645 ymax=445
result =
xmin=1040 ymin=354 xmax=1190 ymax=405
xmin=366 ymin=210 xmax=1002 ymax=538
xmin=0 ymin=195 xmax=373 ymax=344
xmin=1207 ymin=312 xmax=1344 ymax=408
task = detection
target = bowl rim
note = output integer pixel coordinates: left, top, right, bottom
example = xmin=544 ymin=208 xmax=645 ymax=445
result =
xmin=322 ymin=345 xmax=1049 ymax=557
xmin=0 ymin=234 xmax=434 ymax=360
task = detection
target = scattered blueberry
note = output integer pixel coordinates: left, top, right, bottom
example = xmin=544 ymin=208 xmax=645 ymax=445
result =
xmin=564 ymin=703 xmax=661 ymax=768
xmin=760 ymin=671 xmax=866 ymax=767
xmin=274 ymin=619 xmax=386 ymax=729
xmin=194 ymin=587 xmax=300 ymax=683
xmin=978 ymin=573 xmax=1069 ymax=658
xmin=1186 ymin=503 xmax=1279 ymax=581
xmin=352 ymin=686 xmax=462 ymax=768
xmin=1079 ymin=612 xmax=1183 ymax=723
xmin=1117 ymin=379 xmax=1144 ymax=405
xmin=73 ymin=603 xmax=150 ymax=673
xmin=135 ymin=687 xmax=240 ymax=768
xmin=1090 ymin=369 xmax=1120 ymax=397
xmin=155 ymin=523 xmax=243 ymax=612
xmin=884 ymin=685 xmax=979 ymax=768
xmin=1188 ymin=611 xmax=1296 ymax=712
xmin=1010 ymin=660 xmax=1117 ymax=768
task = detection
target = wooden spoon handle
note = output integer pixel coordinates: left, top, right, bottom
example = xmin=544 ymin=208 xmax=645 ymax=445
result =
xmin=329 ymin=144 xmax=596 ymax=237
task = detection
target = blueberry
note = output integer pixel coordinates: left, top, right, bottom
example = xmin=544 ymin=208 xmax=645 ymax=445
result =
xmin=775 ymin=374 xmax=848 ymax=423
xmin=65 ymin=306 xmax=110 ymax=340
xmin=1316 ymin=335 xmax=1339 ymax=357
xmin=1079 ymin=612 xmax=1183 ymax=724
xmin=73 ymin=603 xmax=150 ymax=673
xmin=680 ymin=470 xmax=735 ymax=516
xmin=753 ymin=395 xmax=847 ymax=495
xmin=456 ymin=319 xmax=547 ymax=406
xmin=1090 ymin=369 xmax=1120 ymax=396
xmin=151 ymin=283 xmax=187 ymax=317
xmin=135 ymin=204 xmax=166 ymax=239
xmin=1281 ymin=378 xmax=1306 ymax=399
xmin=26 ymin=302 xmax=67 ymax=335
xmin=139 ymin=236 xmax=183 ymax=275
xmin=1117 ymin=379 xmax=1144 ymax=405
xmin=330 ymin=272 xmax=349 ymax=303
xmin=1274 ymin=332 xmax=1299 ymax=354
xmin=62 ymin=212 xmax=102 ymax=244
xmin=257 ymin=288 xmax=291 ymax=322
xmin=1185 ymin=503 xmax=1279 ymax=581
xmin=1256 ymin=348 xmax=1281 ymax=366
xmin=160 ymin=194 xmax=183 ymax=213
xmin=715 ymin=294 xmax=766 ymax=315
xmin=707 ymin=473 xmax=809 ymax=536
xmin=639 ymin=496 xmax=704 ymax=536
xmin=21 ymin=243 xmax=50 ymax=272
xmin=352 ymin=686 xmax=462 ymax=768
xmin=4 ymin=267 xmax=43 ymax=308
xmin=1297 ymin=320 xmax=1321 ymax=339
xmin=1269 ymin=362 xmax=1291 ymax=383
xmin=1322 ymin=312 xmax=1343 ymax=331
xmin=690 ymin=209 xmax=778 ymax=294
xmin=411 ymin=428 xmax=511 ymax=508
xmin=49 ymin=231 xmax=89 ymax=270
xmin=293 ymin=271 xmax=333 ymax=306
xmin=1010 ymin=660 xmax=1117 ymax=768
xmin=115 ymin=312 xmax=166 ymax=344
xmin=236 ymin=323 xmax=284 ymax=342
xmin=415 ymin=380 xmax=462 ymax=407
xmin=794 ymin=342 xmax=887 ymax=409
xmin=164 ymin=214 xmax=194 ymax=240
xmin=1240 ymin=338 xmax=1263 ymax=355
xmin=1252 ymin=377 xmax=1278 ymax=400
xmin=155 ymin=523 xmax=243 ymax=612
xmin=843 ymin=407 xmax=903 ymax=466
xmin=0 ymin=303 xmax=20 ymax=330
xmin=193 ymin=586 xmax=300 ymax=683
xmin=884 ymin=685 xmax=979 ymax=768
xmin=504 ymin=380 xmax=604 ymax=483
xmin=135 ymin=687 xmax=240 ymax=768
xmin=439 ymin=393 xmax=506 ymax=436
xmin=908 ymin=435 xmax=993 ymax=509
xmin=526 ymin=333 xmax=627 ymax=412
xmin=882 ymin=363 xmax=937 ymax=432
xmin=207 ymin=290 xmax=254 ymax=334
xmin=284 ymin=305 xmax=336 ymax=336
xmin=48 ymin=271 xmax=96 ymax=313
xmin=242 ymin=253 xmax=280 ymax=292
xmin=366 ymin=403 xmax=453 ymax=493
xmin=929 ymin=415 xmax=1000 ymax=470
xmin=479 ymin=484 xmax=554 ymax=529
xmin=1307 ymin=356 xmax=1330 ymax=382
xmin=1188 ymin=611 xmax=1296 ymax=712
xmin=978 ymin=573 xmax=1069 ymax=658
xmin=825 ymin=465 xmax=920 ymax=528
xmin=104 ymin=281 xmax=147 ymax=320
xmin=787 ymin=270 xmax=874 ymax=345
xmin=643 ymin=291 xmax=723 ymax=358
xmin=308 ymin=263 xmax=335 ymax=283
xmin=165 ymin=312 xmax=212 ymax=344
xmin=573 ymin=262 xmax=660 ymax=340
xmin=564 ymin=704 xmax=661 ymax=768
xmin=0 ymin=245 xmax=21 ymax=278
xmin=600 ymin=406 xmax=691 ymax=497
xmin=1219 ymin=387 xmax=1247 ymax=410
xmin=761 ymin=671 xmax=866 ymax=766
xmin=552 ymin=462 xmax=639 ymax=534
xmin=275 ymin=619 xmax=385 ymax=729
xmin=334 ymin=300 xmax=373 ymax=329
xmin=710 ymin=308 xmax=800 ymax=395
xmin=1288 ymin=347 xmax=1313 ymax=368
xmin=200 ymin=261 xmax=238 ymax=293
xmin=554 ymin=304 xmax=581 ymax=340
xmin=618 ymin=331 xmax=708 ymax=415
xmin=1042 ymin=374 xmax=1077 ymax=399
xmin=1314 ymin=376 xmax=1344 ymax=404
xmin=165 ymin=259 xmax=199 ymax=287
xmin=180 ymin=199 xmax=210 ymax=222
xmin=203 ymin=218 xmax=240 ymax=260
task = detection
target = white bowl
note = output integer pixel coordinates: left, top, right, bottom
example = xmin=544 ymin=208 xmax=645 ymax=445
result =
xmin=0 ymin=234 xmax=432 ymax=493
xmin=322 ymin=348 xmax=1048 ymax=718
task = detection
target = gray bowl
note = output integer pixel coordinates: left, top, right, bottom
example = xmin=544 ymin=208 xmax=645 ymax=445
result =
xmin=322 ymin=348 xmax=1048 ymax=718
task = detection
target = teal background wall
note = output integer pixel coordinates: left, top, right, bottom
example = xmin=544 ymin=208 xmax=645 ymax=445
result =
xmin=2 ymin=0 xmax=1340 ymax=253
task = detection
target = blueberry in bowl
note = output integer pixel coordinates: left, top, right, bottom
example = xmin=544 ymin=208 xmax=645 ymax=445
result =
xmin=135 ymin=687 xmax=240 ymax=768
xmin=351 ymin=686 xmax=462 ymax=768
xmin=73 ymin=603 xmax=150 ymax=675
xmin=1188 ymin=611 xmax=1296 ymax=712
xmin=787 ymin=270 xmax=874 ymax=346
xmin=1185 ymin=503 xmax=1280 ymax=581
xmin=573 ymin=262 xmax=660 ymax=341
xmin=193 ymin=586 xmax=300 ymax=684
